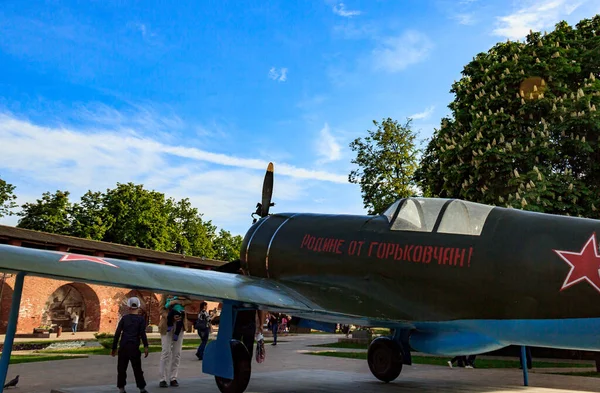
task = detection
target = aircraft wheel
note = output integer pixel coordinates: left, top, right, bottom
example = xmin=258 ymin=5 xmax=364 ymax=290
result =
xmin=215 ymin=340 xmax=252 ymax=393
xmin=368 ymin=337 xmax=403 ymax=383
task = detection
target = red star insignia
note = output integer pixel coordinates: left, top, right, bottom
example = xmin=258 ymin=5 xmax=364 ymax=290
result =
xmin=553 ymin=233 xmax=600 ymax=293
xmin=59 ymin=254 xmax=119 ymax=268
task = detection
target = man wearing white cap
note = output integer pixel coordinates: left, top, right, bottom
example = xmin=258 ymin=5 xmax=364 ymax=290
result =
xmin=112 ymin=296 xmax=150 ymax=393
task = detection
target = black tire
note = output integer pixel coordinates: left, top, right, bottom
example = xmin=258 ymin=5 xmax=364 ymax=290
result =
xmin=215 ymin=340 xmax=252 ymax=393
xmin=367 ymin=337 xmax=403 ymax=383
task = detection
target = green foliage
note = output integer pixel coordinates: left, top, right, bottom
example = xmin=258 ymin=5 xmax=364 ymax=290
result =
xmin=0 ymin=177 xmax=17 ymax=218
xmin=17 ymin=191 xmax=72 ymax=234
xmin=70 ymin=191 xmax=114 ymax=240
xmin=99 ymin=339 xmax=113 ymax=349
xmin=102 ymin=183 xmax=173 ymax=251
xmin=415 ymin=16 xmax=600 ymax=217
xmin=12 ymin=181 xmax=242 ymax=261
xmin=212 ymin=229 xmax=243 ymax=261
xmin=349 ymin=118 xmax=419 ymax=215
xmin=168 ymin=198 xmax=216 ymax=258
xmin=93 ymin=332 xmax=114 ymax=339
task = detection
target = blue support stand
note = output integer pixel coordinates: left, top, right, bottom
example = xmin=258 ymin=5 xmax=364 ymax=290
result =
xmin=0 ymin=272 xmax=25 ymax=392
xmin=520 ymin=345 xmax=529 ymax=386
xmin=393 ymin=328 xmax=413 ymax=365
xmin=202 ymin=301 xmax=236 ymax=379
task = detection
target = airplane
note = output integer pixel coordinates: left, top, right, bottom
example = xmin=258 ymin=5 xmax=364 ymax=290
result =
xmin=1 ymin=162 xmax=600 ymax=393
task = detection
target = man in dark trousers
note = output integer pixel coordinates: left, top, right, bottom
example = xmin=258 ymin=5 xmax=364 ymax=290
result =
xmin=112 ymin=297 xmax=150 ymax=393
xmin=269 ymin=313 xmax=279 ymax=346
xmin=195 ymin=301 xmax=211 ymax=360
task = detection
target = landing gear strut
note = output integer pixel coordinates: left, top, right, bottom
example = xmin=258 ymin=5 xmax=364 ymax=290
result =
xmin=215 ymin=340 xmax=252 ymax=393
xmin=202 ymin=302 xmax=255 ymax=393
xmin=367 ymin=336 xmax=403 ymax=383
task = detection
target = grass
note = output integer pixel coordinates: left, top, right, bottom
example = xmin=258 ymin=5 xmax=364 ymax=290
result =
xmin=36 ymin=336 xmax=281 ymax=356
xmin=9 ymin=354 xmax=88 ymax=364
xmin=310 ymin=342 xmax=368 ymax=349
xmin=40 ymin=344 xmax=199 ymax=355
xmin=304 ymin=351 xmax=593 ymax=369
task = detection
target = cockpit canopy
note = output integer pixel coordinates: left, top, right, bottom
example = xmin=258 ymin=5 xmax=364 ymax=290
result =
xmin=382 ymin=197 xmax=494 ymax=236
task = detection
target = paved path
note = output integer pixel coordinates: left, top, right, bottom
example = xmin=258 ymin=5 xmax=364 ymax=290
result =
xmin=3 ymin=334 xmax=598 ymax=393
xmin=52 ymin=369 xmax=600 ymax=393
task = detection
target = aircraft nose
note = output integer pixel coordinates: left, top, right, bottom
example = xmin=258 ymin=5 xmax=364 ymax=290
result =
xmin=241 ymin=215 xmax=291 ymax=278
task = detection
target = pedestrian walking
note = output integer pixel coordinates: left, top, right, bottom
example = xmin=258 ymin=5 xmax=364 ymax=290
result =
xmin=111 ymin=297 xmax=149 ymax=393
xmin=71 ymin=311 xmax=79 ymax=334
xmin=195 ymin=302 xmax=211 ymax=360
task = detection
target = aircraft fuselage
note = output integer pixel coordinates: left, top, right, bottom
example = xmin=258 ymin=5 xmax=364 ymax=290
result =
xmin=241 ymin=205 xmax=600 ymax=323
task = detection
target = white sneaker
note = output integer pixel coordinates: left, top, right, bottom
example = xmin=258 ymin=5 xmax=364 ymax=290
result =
xmin=465 ymin=365 xmax=473 ymax=369
xmin=447 ymin=361 xmax=453 ymax=368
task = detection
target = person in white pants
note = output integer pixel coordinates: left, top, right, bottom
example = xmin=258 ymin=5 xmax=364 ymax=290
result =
xmin=158 ymin=295 xmax=191 ymax=388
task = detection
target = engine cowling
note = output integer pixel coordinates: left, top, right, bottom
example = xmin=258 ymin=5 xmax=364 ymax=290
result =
xmin=240 ymin=212 xmax=376 ymax=280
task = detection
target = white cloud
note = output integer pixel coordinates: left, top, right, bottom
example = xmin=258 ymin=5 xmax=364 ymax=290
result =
xmin=0 ymin=110 xmax=361 ymax=235
xmin=333 ymin=3 xmax=362 ymax=17
xmin=135 ymin=23 xmax=147 ymax=37
xmin=0 ymin=113 xmax=346 ymax=185
xmin=279 ymin=68 xmax=288 ymax=82
xmin=315 ymin=123 xmax=342 ymax=163
xmin=493 ymin=0 xmax=588 ymax=41
xmin=409 ymin=106 xmax=435 ymax=121
xmin=268 ymin=67 xmax=288 ymax=82
xmin=372 ymin=31 xmax=433 ymax=73
xmin=127 ymin=22 xmax=158 ymax=41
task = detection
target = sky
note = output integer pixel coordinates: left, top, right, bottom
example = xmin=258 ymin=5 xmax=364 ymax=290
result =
xmin=0 ymin=0 xmax=599 ymax=236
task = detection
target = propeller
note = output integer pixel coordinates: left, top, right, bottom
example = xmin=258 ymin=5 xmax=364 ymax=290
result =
xmin=253 ymin=162 xmax=275 ymax=223
xmin=217 ymin=162 xmax=276 ymax=273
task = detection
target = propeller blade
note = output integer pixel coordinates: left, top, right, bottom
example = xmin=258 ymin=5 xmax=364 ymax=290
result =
xmin=260 ymin=162 xmax=274 ymax=217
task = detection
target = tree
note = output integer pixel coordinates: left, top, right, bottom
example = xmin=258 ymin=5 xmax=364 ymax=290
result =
xmin=415 ymin=16 xmax=600 ymax=217
xmin=167 ymin=198 xmax=216 ymax=258
xmin=212 ymin=229 xmax=243 ymax=261
xmin=17 ymin=191 xmax=72 ymax=234
xmin=0 ymin=177 xmax=17 ymax=218
xmin=349 ymin=118 xmax=420 ymax=215
xmin=11 ymin=181 xmax=238 ymax=260
xmin=70 ymin=191 xmax=114 ymax=240
xmin=102 ymin=183 xmax=173 ymax=251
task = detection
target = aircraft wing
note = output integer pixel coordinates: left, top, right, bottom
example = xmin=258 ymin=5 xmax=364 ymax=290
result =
xmin=0 ymin=244 xmax=316 ymax=313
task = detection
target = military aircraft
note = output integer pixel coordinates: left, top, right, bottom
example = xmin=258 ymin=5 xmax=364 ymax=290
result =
xmin=1 ymin=162 xmax=600 ymax=393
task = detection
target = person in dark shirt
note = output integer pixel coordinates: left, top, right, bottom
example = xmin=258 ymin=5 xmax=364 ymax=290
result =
xmin=268 ymin=313 xmax=279 ymax=345
xmin=112 ymin=297 xmax=149 ymax=393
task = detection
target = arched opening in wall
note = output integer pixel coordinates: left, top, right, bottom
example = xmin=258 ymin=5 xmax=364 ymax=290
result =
xmin=120 ymin=290 xmax=160 ymax=326
xmin=43 ymin=283 xmax=101 ymax=332
xmin=0 ymin=276 xmax=14 ymax=334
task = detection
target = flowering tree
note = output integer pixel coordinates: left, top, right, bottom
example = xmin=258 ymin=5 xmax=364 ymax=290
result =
xmin=415 ymin=16 xmax=600 ymax=217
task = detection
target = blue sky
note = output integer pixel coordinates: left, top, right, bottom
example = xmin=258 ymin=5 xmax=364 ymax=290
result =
xmin=0 ymin=0 xmax=598 ymax=236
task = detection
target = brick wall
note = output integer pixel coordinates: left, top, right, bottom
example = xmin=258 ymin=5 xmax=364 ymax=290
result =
xmin=0 ymin=276 xmax=165 ymax=334
xmin=0 ymin=280 xmax=14 ymax=333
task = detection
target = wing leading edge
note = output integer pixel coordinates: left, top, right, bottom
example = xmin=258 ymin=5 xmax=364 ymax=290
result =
xmin=0 ymin=244 xmax=316 ymax=313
